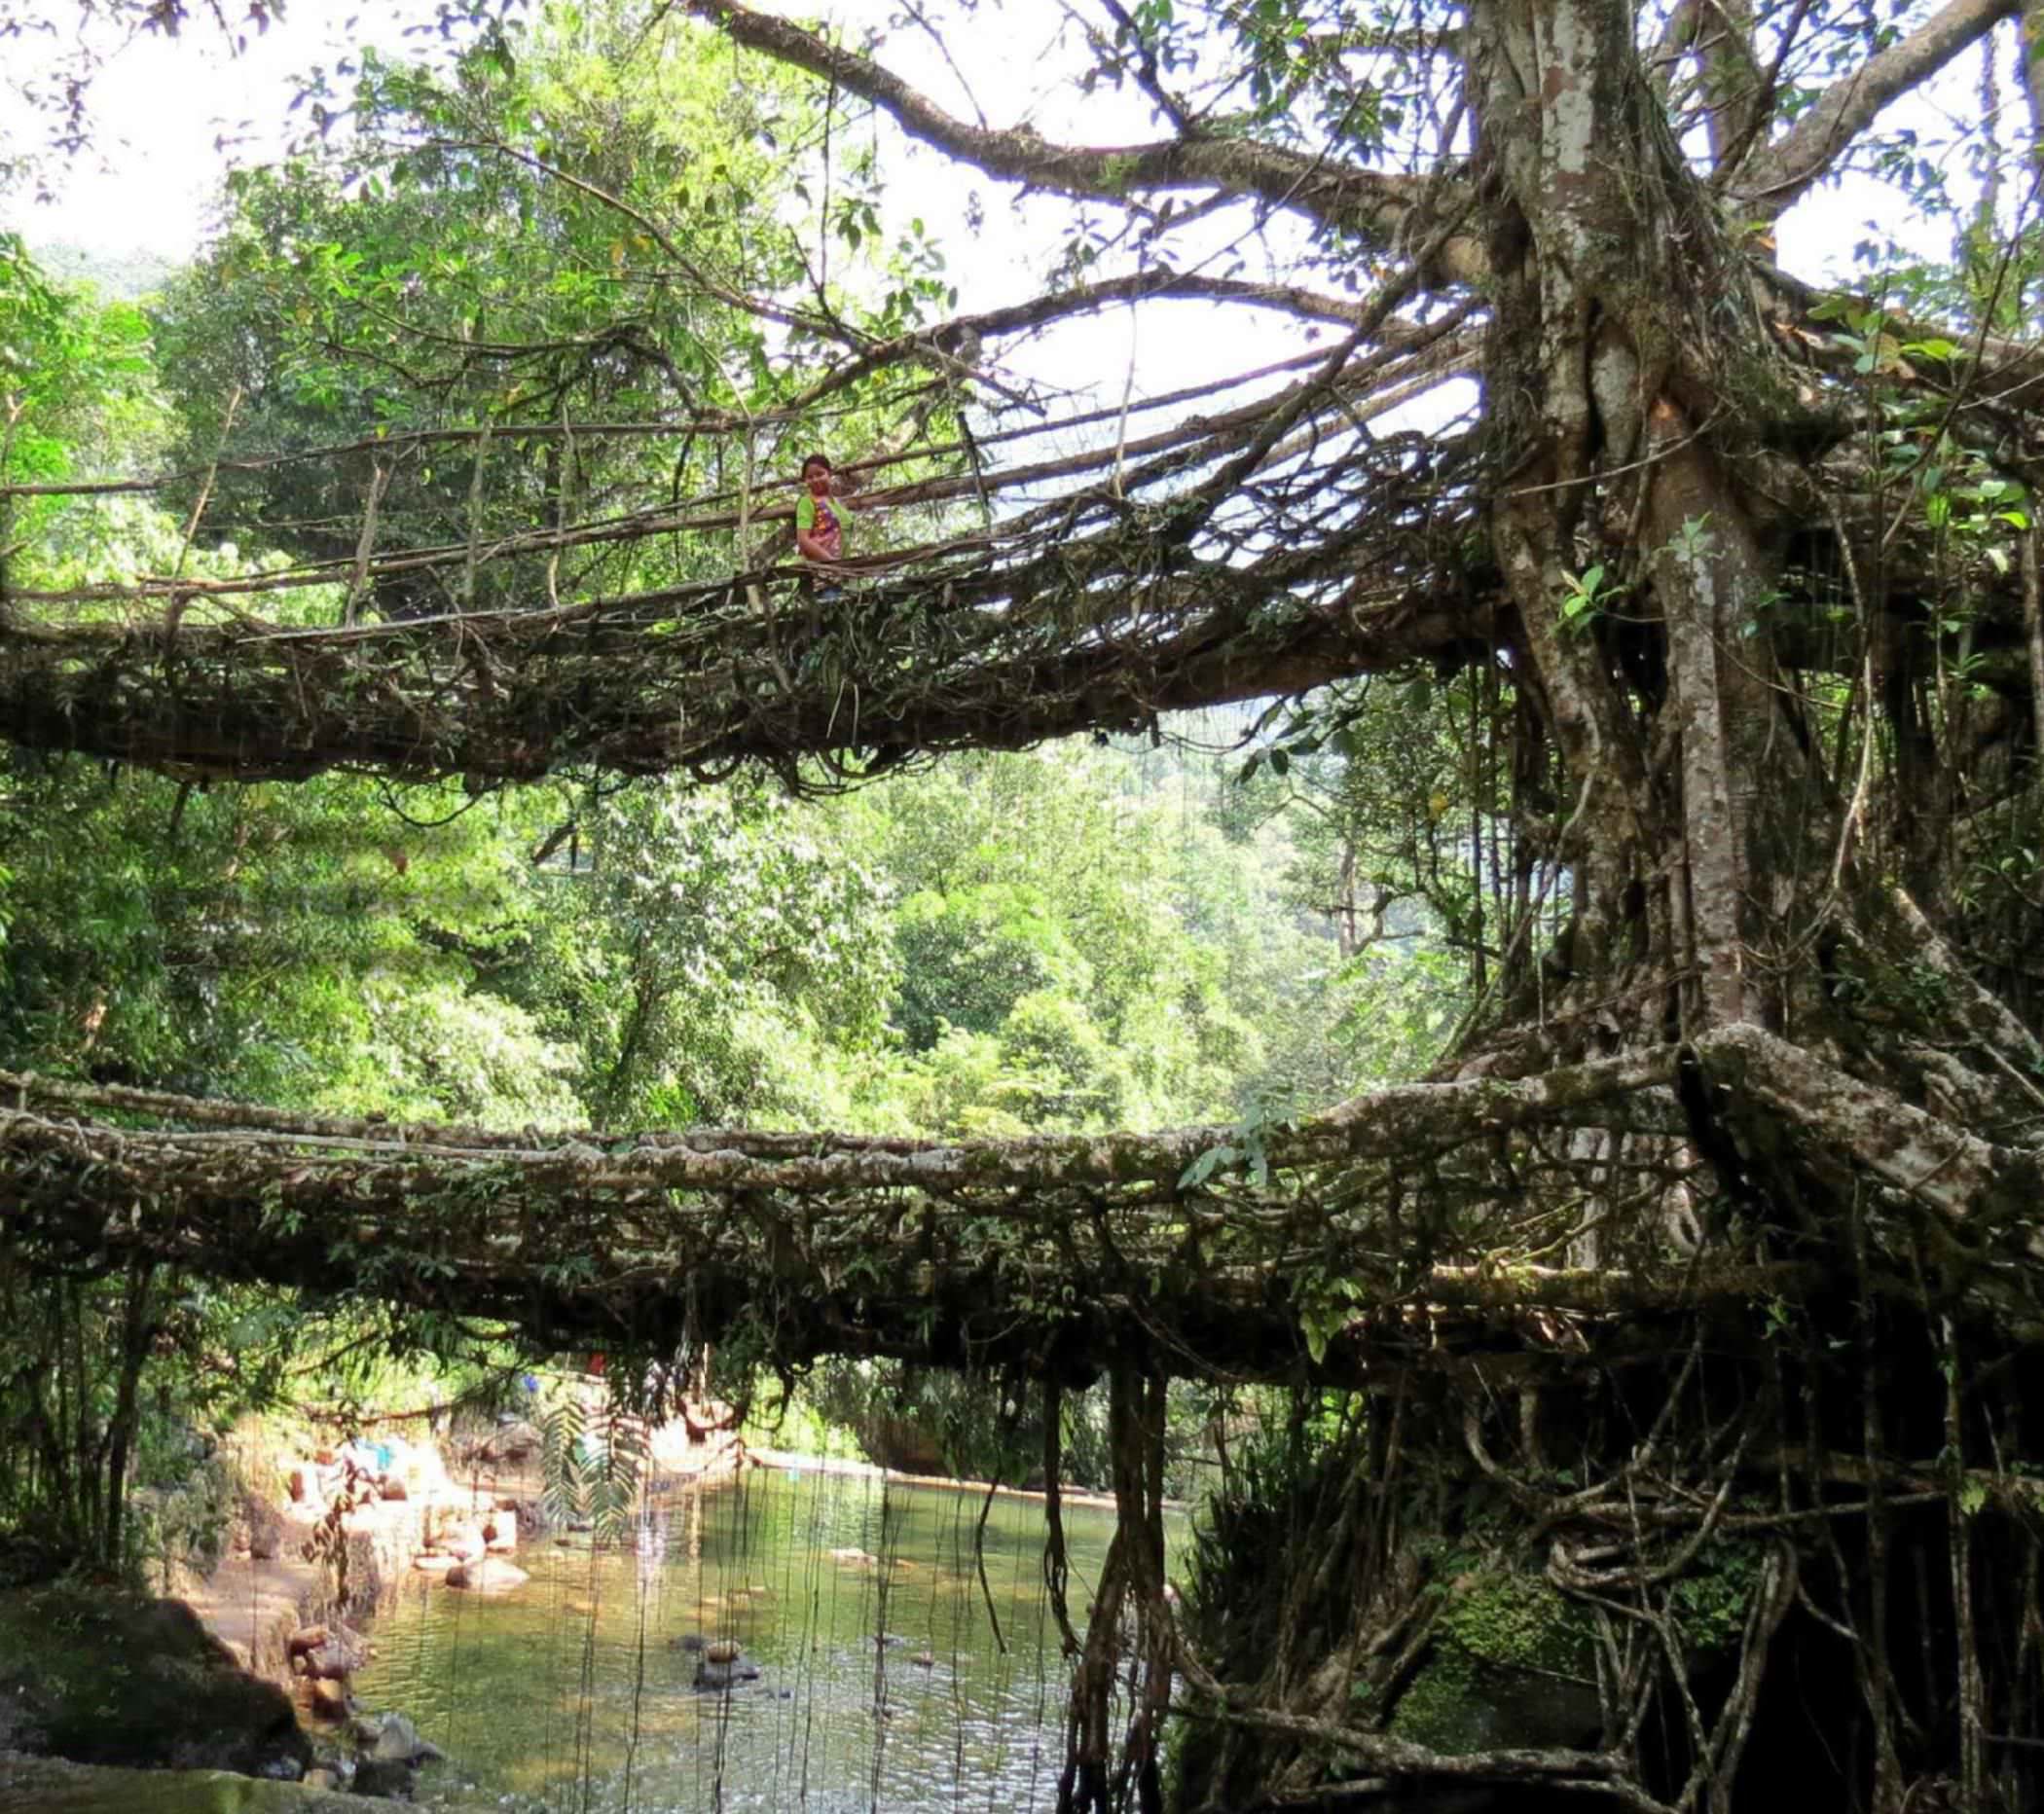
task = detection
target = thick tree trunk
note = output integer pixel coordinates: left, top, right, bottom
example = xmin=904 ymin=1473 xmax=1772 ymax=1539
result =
xmin=1473 ymin=0 xmax=1795 ymax=1044
xmin=1134 ymin=9 xmax=2044 ymax=1812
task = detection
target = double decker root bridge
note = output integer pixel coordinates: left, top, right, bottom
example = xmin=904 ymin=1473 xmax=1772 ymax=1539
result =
xmin=6 ymin=1025 xmax=2034 ymax=1386
xmin=9 ymin=74 xmax=2044 ymax=1796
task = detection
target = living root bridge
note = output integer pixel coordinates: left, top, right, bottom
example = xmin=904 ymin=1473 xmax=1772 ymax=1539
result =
xmin=10 ymin=1024 xmax=2031 ymax=1377
xmin=0 ymin=537 xmax=1457 ymax=787
xmin=0 ymin=355 xmax=1477 ymax=789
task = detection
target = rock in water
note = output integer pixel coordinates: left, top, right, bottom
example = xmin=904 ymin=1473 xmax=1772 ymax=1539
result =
xmin=288 ymin=1622 xmax=368 ymax=1680
xmin=446 ymin=1556 xmax=529 ymax=1592
xmin=368 ymin=1712 xmax=446 ymax=1763
xmin=346 ymin=1711 xmax=447 ymax=1801
xmin=352 ymin=1757 xmax=416 ymax=1798
xmin=475 ymin=1418 xmax=540 ymax=1464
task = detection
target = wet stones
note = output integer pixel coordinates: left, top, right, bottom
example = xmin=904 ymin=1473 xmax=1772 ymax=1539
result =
xmin=307 ymin=1678 xmax=353 ymax=1723
xmin=688 ymin=1638 xmax=763 ymax=1691
xmin=287 ymin=1621 xmax=370 ymax=1682
xmin=343 ymin=1711 xmax=448 ymax=1801
xmin=445 ymin=1555 xmax=529 ymax=1592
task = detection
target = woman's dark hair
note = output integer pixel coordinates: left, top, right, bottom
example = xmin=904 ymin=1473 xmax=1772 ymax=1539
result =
xmin=800 ymin=452 xmax=833 ymax=475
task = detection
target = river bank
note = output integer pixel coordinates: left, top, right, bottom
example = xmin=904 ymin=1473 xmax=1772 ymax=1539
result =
xmin=4 ymin=1410 xmax=1147 ymax=1813
xmin=0 ymin=1405 xmax=752 ymax=1808
xmin=745 ymin=1443 xmax=1130 ymax=1512
xmin=183 ymin=1423 xmax=1130 ymax=1689
xmin=178 ymin=1407 xmax=752 ymax=1687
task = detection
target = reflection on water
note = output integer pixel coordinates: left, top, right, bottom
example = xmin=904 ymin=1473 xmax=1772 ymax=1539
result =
xmin=354 ymin=1467 xmax=1144 ymax=1812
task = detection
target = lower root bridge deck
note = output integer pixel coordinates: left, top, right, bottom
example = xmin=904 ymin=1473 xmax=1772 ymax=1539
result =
xmin=11 ymin=1022 xmax=2007 ymax=1378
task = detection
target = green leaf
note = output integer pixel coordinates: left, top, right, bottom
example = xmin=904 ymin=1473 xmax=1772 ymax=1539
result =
xmin=1178 ymin=1144 xmax=1238 ymax=1190
xmin=1302 ymin=1315 xmax=1329 ymax=1365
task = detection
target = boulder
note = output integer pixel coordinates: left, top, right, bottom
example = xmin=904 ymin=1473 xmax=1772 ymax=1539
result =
xmin=242 ymin=1495 xmax=283 ymax=1563
xmin=287 ymin=1622 xmax=368 ymax=1680
xmin=475 ymin=1418 xmax=541 ymax=1465
xmin=443 ymin=1523 xmax=488 ymax=1562
xmin=359 ymin=1711 xmax=445 ymax=1765
xmin=308 ymin=1678 xmax=353 ymax=1721
xmin=344 ymin=1710 xmax=447 ymax=1798
xmin=352 ymin=1757 xmax=416 ymax=1798
xmin=411 ymin=1551 xmax=458 ymax=1574
xmin=0 ymin=1587 xmax=310 ymax=1782
xmin=446 ymin=1556 xmax=528 ymax=1593
xmin=693 ymin=1655 xmax=761 ymax=1691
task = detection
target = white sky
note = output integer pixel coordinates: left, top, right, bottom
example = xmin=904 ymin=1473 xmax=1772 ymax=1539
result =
xmin=3 ymin=1 xmax=420 ymax=253
xmin=0 ymin=0 xmax=1989 ymax=419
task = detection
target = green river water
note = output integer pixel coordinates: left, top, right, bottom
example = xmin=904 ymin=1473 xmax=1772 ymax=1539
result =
xmin=352 ymin=1466 xmax=1153 ymax=1813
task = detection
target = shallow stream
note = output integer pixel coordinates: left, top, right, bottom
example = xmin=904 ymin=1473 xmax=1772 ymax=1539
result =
xmin=353 ymin=1466 xmax=1148 ymax=1812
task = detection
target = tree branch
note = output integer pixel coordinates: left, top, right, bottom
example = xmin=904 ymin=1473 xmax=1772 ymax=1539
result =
xmin=679 ymin=0 xmax=1485 ymax=284
xmin=784 ymin=268 xmax=1428 ymax=413
xmin=1736 ymin=0 xmax=2019 ymax=223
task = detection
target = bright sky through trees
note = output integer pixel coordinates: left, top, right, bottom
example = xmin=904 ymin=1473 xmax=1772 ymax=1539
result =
xmin=1 ymin=0 xmax=1972 ymax=419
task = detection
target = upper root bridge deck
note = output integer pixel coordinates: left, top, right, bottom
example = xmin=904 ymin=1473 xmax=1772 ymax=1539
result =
xmin=0 ymin=343 xmax=1478 ymax=786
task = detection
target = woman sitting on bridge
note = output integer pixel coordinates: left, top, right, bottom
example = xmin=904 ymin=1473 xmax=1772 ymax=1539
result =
xmin=794 ymin=453 xmax=862 ymax=599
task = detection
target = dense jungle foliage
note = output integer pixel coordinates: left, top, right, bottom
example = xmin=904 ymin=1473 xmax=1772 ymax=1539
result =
xmin=0 ymin=5 xmax=1478 ymax=1555
xmin=10 ymin=1 xmax=2044 ymax=1808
